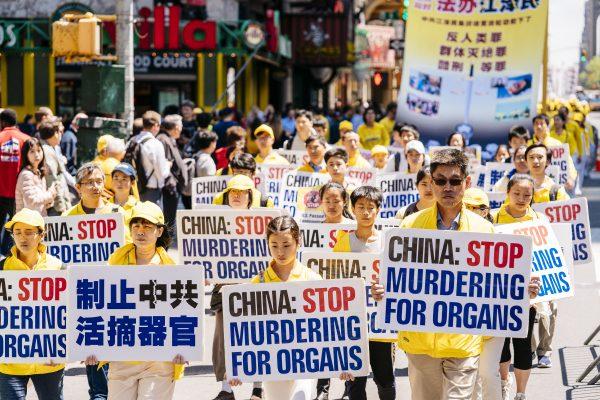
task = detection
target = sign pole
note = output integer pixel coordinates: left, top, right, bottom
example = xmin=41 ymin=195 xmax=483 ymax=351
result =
xmin=116 ymin=0 xmax=135 ymax=129
xmin=542 ymin=10 xmax=549 ymax=113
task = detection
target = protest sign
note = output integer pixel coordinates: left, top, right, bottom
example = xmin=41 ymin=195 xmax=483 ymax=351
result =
xmin=496 ymin=219 xmax=573 ymax=303
xmin=469 ymin=165 xmax=487 ymax=190
xmin=299 ymin=223 xmax=355 ymax=251
xmin=375 ymin=218 xmax=402 ymax=231
xmin=375 ymin=172 xmax=419 ymax=218
xmin=276 ymin=149 xmax=308 ymax=166
xmin=0 ymin=271 xmax=67 ymax=363
xmin=533 ymin=197 xmax=593 ymax=266
xmin=488 ymin=192 xmax=507 ymax=210
xmin=45 ymin=213 xmax=125 ymax=266
xmin=257 ymin=164 xmax=294 ymax=207
xmin=67 ymin=266 xmax=204 ymax=362
xmin=177 ymin=209 xmax=283 ymax=282
xmin=192 ymin=174 xmax=266 ymax=208
xmin=303 ymin=251 xmax=397 ymax=340
xmin=484 ymin=162 xmax=514 ymax=192
xmin=377 ymin=228 xmax=532 ymax=337
xmin=278 ymin=171 xmax=330 ymax=223
xmin=347 ymin=167 xmax=377 ymax=186
xmin=552 ymin=223 xmax=575 ymax=282
xmin=223 ymin=278 xmax=369 ymax=382
xmin=548 ymin=145 xmax=570 ymax=186
xmin=545 ymin=165 xmax=560 ymax=183
xmin=430 ymin=146 xmax=481 ymax=172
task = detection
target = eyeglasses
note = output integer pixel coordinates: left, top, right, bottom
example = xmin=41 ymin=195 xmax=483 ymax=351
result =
xmin=432 ymin=177 xmax=464 ymax=186
xmin=80 ymin=180 xmax=104 ymax=188
xmin=11 ymin=230 xmax=40 ymax=238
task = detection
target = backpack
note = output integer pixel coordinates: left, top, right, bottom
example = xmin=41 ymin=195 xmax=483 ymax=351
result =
xmin=180 ymin=155 xmax=199 ymax=197
xmin=123 ymin=136 xmax=153 ymax=194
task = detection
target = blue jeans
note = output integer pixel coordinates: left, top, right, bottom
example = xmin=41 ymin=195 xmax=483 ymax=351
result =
xmin=87 ymin=364 xmax=109 ymax=400
xmin=0 ymin=369 xmax=64 ymax=400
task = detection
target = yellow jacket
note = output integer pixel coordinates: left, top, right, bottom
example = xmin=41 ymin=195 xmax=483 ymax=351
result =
xmin=491 ymin=203 xmax=544 ymax=224
xmin=550 ymin=126 xmax=580 ymax=156
xmin=348 ymin=153 xmax=372 ymax=169
xmin=251 ymin=260 xmax=322 ymax=283
xmin=0 ymin=245 xmax=65 ymax=376
xmin=533 ymin=176 xmax=570 ymax=204
xmin=297 ymin=162 xmax=327 ymax=174
xmin=528 ymin=135 xmax=577 ymax=182
xmin=63 ymin=201 xmax=131 ymax=243
xmin=255 ymin=151 xmax=290 ymax=165
xmin=357 ymin=122 xmax=389 ymax=150
xmin=397 ymin=203 xmax=494 ymax=358
xmin=93 ymin=156 xmax=120 ymax=191
xmin=213 ymin=187 xmax=274 ymax=208
xmin=110 ymin=195 xmax=139 ymax=222
xmin=104 ymin=243 xmax=185 ymax=380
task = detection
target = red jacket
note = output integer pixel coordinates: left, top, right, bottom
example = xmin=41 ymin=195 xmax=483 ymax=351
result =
xmin=0 ymin=126 xmax=30 ymax=198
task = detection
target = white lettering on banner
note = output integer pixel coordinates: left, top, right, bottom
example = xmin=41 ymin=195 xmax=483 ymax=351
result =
xmin=278 ymin=171 xmax=330 ymax=223
xmin=377 ymin=228 xmax=532 ymax=337
xmin=347 ymin=168 xmax=378 ymax=186
xmin=299 ymin=223 xmax=355 ymax=251
xmin=302 ymin=251 xmax=397 ymax=340
xmin=192 ymin=174 xmax=266 ymax=208
xmin=375 ymin=173 xmax=419 ymax=218
xmin=488 ymin=192 xmax=507 ymax=210
xmin=484 ymin=162 xmax=514 ymax=192
xmin=258 ymin=164 xmax=294 ymax=207
xmin=548 ymin=145 xmax=570 ymax=185
xmin=223 ymin=279 xmax=370 ymax=382
xmin=551 ymin=223 xmax=575 ymax=283
xmin=176 ymin=209 xmax=283 ymax=283
xmin=0 ymin=271 xmax=67 ymax=363
xmin=533 ymin=198 xmax=594 ymax=266
xmin=276 ymin=150 xmax=308 ymax=167
xmin=496 ymin=219 xmax=573 ymax=303
xmin=67 ymin=266 xmax=204 ymax=362
xmin=44 ymin=214 xmax=125 ymax=266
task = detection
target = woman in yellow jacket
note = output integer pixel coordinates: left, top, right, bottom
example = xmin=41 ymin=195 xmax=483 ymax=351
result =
xmin=491 ymin=174 xmax=542 ymax=400
xmin=84 ymin=202 xmax=185 ymax=400
xmin=0 ymin=208 xmax=64 ymax=400
xmin=525 ymin=143 xmax=570 ymax=203
xmin=110 ymin=163 xmax=139 ymax=221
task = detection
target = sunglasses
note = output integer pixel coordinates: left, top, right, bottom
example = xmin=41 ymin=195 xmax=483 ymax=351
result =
xmin=432 ymin=177 xmax=464 ymax=186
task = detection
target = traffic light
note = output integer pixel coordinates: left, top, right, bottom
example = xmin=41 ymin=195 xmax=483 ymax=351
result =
xmin=373 ymin=72 xmax=383 ymax=86
xmin=403 ymin=0 xmax=410 ymax=20
xmin=580 ymin=49 xmax=588 ymax=63
xmin=52 ymin=12 xmax=116 ymax=61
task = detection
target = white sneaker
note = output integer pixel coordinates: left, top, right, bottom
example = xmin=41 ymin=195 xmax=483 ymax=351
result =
xmin=514 ymin=393 xmax=527 ymax=400
xmin=501 ymin=375 xmax=513 ymax=400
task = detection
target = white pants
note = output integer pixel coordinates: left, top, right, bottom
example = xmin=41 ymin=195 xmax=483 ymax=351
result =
xmin=263 ymin=379 xmax=314 ymax=400
xmin=472 ymin=337 xmax=505 ymax=400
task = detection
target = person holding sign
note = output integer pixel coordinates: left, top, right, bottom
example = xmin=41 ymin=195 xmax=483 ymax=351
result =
xmin=405 ymin=140 xmax=427 ymax=174
xmin=463 ymin=188 xmax=493 ymax=223
xmin=0 ymin=209 xmax=65 ymax=400
xmin=319 ymin=182 xmax=354 ymax=224
xmin=254 ymin=124 xmax=289 ymax=165
xmin=324 ymin=148 xmax=356 ymax=192
xmin=370 ymin=145 xmax=389 ymax=170
xmin=525 ymin=144 xmax=569 ymax=204
xmin=214 ymin=173 xmax=273 ymax=209
xmin=372 ymin=149 xmax=494 ymax=400
xmin=298 ymin=135 xmax=328 ymax=173
xmin=110 ymin=163 xmax=140 ymax=221
xmin=357 ymin=107 xmax=389 ymax=150
xmin=333 ymin=187 xmax=396 ymax=400
xmin=84 ymin=202 xmax=185 ymax=400
xmin=395 ymin=166 xmax=434 ymax=222
xmin=343 ymin=132 xmax=371 ymax=169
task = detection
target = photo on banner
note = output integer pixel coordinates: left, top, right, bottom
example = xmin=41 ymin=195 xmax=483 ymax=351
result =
xmin=177 ymin=208 xmax=283 ymax=282
xmin=44 ymin=213 xmax=125 ymax=266
xmin=377 ymin=228 xmax=532 ymax=337
xmin=496 ymin=219 xmax=573 ymax=303
xmin=0 ymin=271 xmax=67 ymax=363
xmin=301 ymin=251 xmax=397 ymax=340
xmin=299 ymin=223 xmax=356 ymax=251
xmin=67 ymin=266 xmax=205 ymax=362
xmin=278 ymin=171 xmax=331 ymax=223
xmin=222 ymin=279 xmax=370 ymax=382
xmin=375 ymin=172 xmax=419 ymax=218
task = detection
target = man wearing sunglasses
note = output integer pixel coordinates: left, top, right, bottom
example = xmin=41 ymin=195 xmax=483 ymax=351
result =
xmin=372 ymin=148 xmax=495 ymax=399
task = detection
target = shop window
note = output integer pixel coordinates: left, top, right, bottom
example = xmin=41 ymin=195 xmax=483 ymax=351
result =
xmin=34 ymin=54 xmax=50 ymax=106
xmin=6 ymin=54 xmax=24 ymax=105
xmin=203 ymin=55 xmax=217 ymax=105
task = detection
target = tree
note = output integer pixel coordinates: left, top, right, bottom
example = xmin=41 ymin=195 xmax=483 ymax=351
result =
xmin=579 ymin=56 xmax=600 ymax=90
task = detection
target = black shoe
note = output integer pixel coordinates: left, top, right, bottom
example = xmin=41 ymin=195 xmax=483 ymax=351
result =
xmin=212 ymin=391 xmax=235 ymax=400
xmin=250 ymin=387 xmax=263 ymax=400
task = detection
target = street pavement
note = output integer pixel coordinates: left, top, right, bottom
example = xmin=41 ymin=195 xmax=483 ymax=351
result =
xmin=42 ymin=113 xmax=600 ymax=399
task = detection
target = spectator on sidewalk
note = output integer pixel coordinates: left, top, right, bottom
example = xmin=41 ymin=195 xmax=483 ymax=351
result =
xmin=179 ymin=100 xmax=198 ymax=150
xmin=33 ymin=107 xmax=53 ymax=137
xmin=181 ymin=130 xmax=218 ymax=209
xmin=61 ymin=112 xmax=86 ymax=175
xmin=39 ymin=119 xmax=72 ymax=217
xmin=285 ymin=110 xmax=314 ymax=150
xmin=214 ymin=108 xmax=239 ymax=148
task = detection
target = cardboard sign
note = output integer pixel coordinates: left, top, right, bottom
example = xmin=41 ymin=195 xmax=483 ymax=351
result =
xmin=484 ymin=162 xmax=514 ymax=192
xmin=223 ymin=279 xmax=370 ymax=381
xmin=278 ymin=171 xmax=330 ymax=223
xmin=347 ymin=168 xmax=378 ymax=186
xmin=276 ymin=149 xmax=308 ymax=167
xmin=375 ymin=173 xmax=419 ymax=218
xmin=377 ymin=228 xmax=532 ymax=337
xmin=45 ymin=214 xmax=125 ymax=266
xmin=67 ymin=266 xmax=204 ymax=362
xmin=548 ymin=145 xmax=570 ymax=185
xmin=192 ymin=174 xmax=266 ymax=208
xmin=299 ymin=223 xmax=355 ymax=251
xmin=177 ymin=209 xmax=283 ymax=283
xmin=533 ymin=198 xmax=593 ymax=266
xmin=257 ymin=164 xmax=294 ymax=207
xmin=0 ymin=271 xmax=67 ymax=363
xmin=488 ymin=192 xmax=507 ymax=210
xmin=496 ymin=219 xmax=573 ymax=303
xmin=302 ymin=251 xmax=397 ymax=340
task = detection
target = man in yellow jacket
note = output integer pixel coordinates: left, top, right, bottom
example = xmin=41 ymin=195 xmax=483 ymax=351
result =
xmin=0 ymin=209 xmax=65 ymax=399
xmin=297 ymin=134 xmax=328 ymax=173
xmin=253 ymin=124 xmax=290 ymax=165
xmin=372 ymin=148 xmax=494 ymax=400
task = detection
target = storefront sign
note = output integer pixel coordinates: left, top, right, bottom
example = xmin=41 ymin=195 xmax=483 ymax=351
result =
xmin=134 ymin=53 xmax=196 ymax=73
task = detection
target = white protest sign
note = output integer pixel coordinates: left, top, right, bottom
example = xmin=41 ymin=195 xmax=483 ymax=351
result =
xmin=375 ymin=172 xmax=419 ymax=218
xmin=347 ymin=167 xmax=378 ymax=186
xmin=67 ymin=266 xmax=204 ymax=362
xmin=302 ymin=251 xmax=397 ymax=340
xmin=469 ymin=165 xmax=487 ymax=190
xmin=0 ymin=271 xmax=67 ymax=363
xmin=375 ymin=218 xmax=402 ymax=230
xmin=488 ymin=192 xmax=507 ymax=210
xmin=496 ymin=219 xmax=573 ymax=303
xmin=533 ymin=197 xmax=593 ymax=266
xmin=276 ymin=149 xmax=308 ymax=166
xmin=45 ymin=213 xmax=125 ymax=266
xmin=484 ymin=162 xmax=514 ymax=192
xmin=377 ymin=228 xmax=532 ymax=337
xmin=552 ymin=223 xmax=575 ymax=282
xmin=257 ymin=164 xmax=294 ymax=207
xmin=430 ymin=146 xmax=481 ymax=172
xmin=192 ymin=174 xmax=266 ymax=209
xmin=278 ymin=171 xmax=330 ymax=223
xmin=223 ymin=278 xmax=369 ymax=382
xmin=299 ymin=223 xmax=355 ymax=251
xmin=177 ymin=209 xmax=282 ymax=282
xmin=548 ymin=145 xmax=570 ymax=185
xmin=545 ymin=165 xmax=560 ymax=183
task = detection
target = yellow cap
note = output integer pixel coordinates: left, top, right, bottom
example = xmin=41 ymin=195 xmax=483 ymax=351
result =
xmin=5 ymin=208 xmax=45 ymax=231
xmin=254 ymin=124 xmax=274 ymax=139
xmin=226 ymin=174 xmax=255 ymax=192
xmin=463 ymin=188 xmax=490 ymax=207
xmin=370 ymin=145 xmax=389 ymax=156
xmin=97 ymin=134 xmax=114 ymax=153
xmin=572 ymin=112 xmax=585 ymax=123
xmin=339 ymin=121 xmax=353 ymax=132
xmin=127 ymin=201 xmax=165 ymax=225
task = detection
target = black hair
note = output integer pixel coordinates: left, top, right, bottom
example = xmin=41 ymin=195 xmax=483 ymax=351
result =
xmin=197 ymin=112 xmax=213 ymax=129
xmin=508 ymin=125 xmax=530 ymax=142
xmin=20 ymin=137 xmax=46 ymax=176
xmin=386 ymin=102 xmax=397 ymax=113
xmin=319 ymin=182 xmax=354 ymax=220
xmin=295 ymin=109 xmax=313 ymax=121
xmin=525 ymin=143 xmax=552 ymax=164
xmin=430 ymin=148 xmax=469 ymax=177
xmin=507 ymin=173 xmax=535 ymax=194
xmin=312 ymin=119 xmax=326 ymax=128
xmin=553 ymin=113 xmax=567 ymax=124
xmin=416 ymin=166 xmax=431 ymax=185
xmin=130 ymin=217 xmax=173 ymax=249
xmin=229 ymin=153 xmax=256 ymax=173
xmin=219 ymin=107 xmax=234 ymax=118
xmin=266 ymin=215 xmax=301 ymax=245
xmin=160 ymin=120 xmax=177 ymax=132
xmin=324 ymin=148 xmax=348 ymax=163
xmin=446 ymin=132 xmax=467 ymax=148
xmin=196 ymin=130 xmax=218 ymax=150
xmin=532 ymin=114 xmax=550 ymax=126
xmin=363 ymin=106 xmax=376 ymax=119
xmin=38 ymin=120 xmax=62 ymax=141
xmin=0 ymin=109 xmax=17 ymax=127
xmin=305 ymin=134 xmax=327 ymax=148
xmin=225 ymin=126 xmax=246 ymax=146
xmin=350 ymin=185 xmax=382 ymax=209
